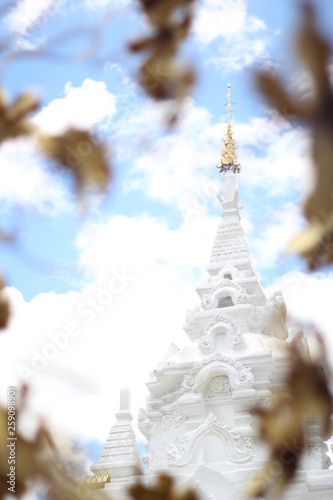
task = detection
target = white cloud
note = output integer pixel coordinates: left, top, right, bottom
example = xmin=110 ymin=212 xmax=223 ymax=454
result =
xmin=35 ymin=78 xmax=116 ymax=135
xmin=194 ymin=0 xmax=268 ymax=71
xmin=0 ymin=138 xmax=70 ymax=215
xmin=195 ymin=0 xmax=265 ymax=44
xmin=249 ymin=202 xmax=303 ymax=270
xmin=0 ymin=212 xmax=218 ymax=443
xmin=111 ymin=97 xmax=313 ymax=273
xmin=123 ymin=102 xmax=219 ymax=205
xmin=269 ymin=271 xmax=333 ymax=375
xmin=112 ymin=97 xmax=225 ymax=208
xmin=116 ymin=98 xmax=312 ymax=210
xmin=84 ymin=0 xmax=132 ymax=8
xmin=77 ymin=212 xmax=220 ymax=286
xmin=7 ymin=0 xmax=61 ymax=36
xmin=0 ymin=78 xmax=116 ymax=213
xmin=237 ymin=117 xmax=313 ymax=194
xmin=108 ymin=94 xmax=314 ymax=277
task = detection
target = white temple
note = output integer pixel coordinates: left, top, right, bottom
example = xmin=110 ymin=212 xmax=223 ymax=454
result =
xmin=87 ymin=86 xmax=333 ymax=499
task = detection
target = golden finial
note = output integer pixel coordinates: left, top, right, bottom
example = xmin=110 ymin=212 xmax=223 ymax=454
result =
xmin=216 ymin=84 xmax=241 ymax=175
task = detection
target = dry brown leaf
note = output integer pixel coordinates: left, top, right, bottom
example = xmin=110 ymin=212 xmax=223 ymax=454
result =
xmin=0 ymin=296 xmax=10 ymax=329
xmin=255 ymin=72 xmax=313 ymax=119
xmin=0 ymin=405 xmax=56 ymax=498
xmin=137 ymin=0 xmax=195 ymax=28
xmin=296 ymin=2 xmax=330 ymax=91
xmin=0 ymin=89 xmax=39 ymax=143
xmin=139 ymin=56 xmax=195 ymax=101
xmin=246 ymin=340 xmax=332 ymax=498
xmin=129 ymin=0 xmax=196 ymax=123
xmin=129 ymin=474 xmax=198 ymax=500
xmin=0 ymin=273 xmax=10 ymax=329
xmin=38 ymin=129 xmax=111 ymax=202
xmin=1 ymin=388 xmax=105 ymax=499
xmin=256 ymin=1 xmax=333 ymax=269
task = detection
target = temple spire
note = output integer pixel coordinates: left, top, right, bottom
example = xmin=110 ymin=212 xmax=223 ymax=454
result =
xmin=90 ymin=389 xmax=144 ymax=486
xmin=217 ymin=84 xmax=241 ymax=175
xmin=227 ymin=82 xmax=231 ymax=124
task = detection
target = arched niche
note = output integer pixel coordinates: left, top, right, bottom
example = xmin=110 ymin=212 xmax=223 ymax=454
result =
xmin=199 ymin=314 xmax=244 ymax=353
xmin=196 ymin=433 xmax=228 ymax=463
xmin=218 ymin=295 xmax=234 ymax=308
xmin=180 ymin=354 xmax=254 ymax=394
xmin=217 ymin=266 xmax=241 ymax=282
xmin=193 ymin=358 xmax=254 ymax=392
xmin=168 ymin=413 xmax=253 ymax=467
xmin=201 ymin=281 xmax=248 ymax=310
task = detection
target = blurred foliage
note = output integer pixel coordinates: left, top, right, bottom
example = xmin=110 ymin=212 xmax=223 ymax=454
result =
xmin=129 ymin=474 xmax=198 ymax=500
xmin=0 ymin=386 xmax=104 ymax=500
xmin=256 ymin=1 xmax=333 ymax=270
xmin=246 ymin=336 xmax=332 ymax=498
xmin=128 ymin=0 xmax=197 ymax=126
xmin=38 ymin=129 xmax=111 ymax=205
xmin=0 ymin=90 xmax=38 ymax=142
xmin=255 ymin=16 xmax=333 ymax=491
xmin=0 ymin=272 xmax=10 ymax=329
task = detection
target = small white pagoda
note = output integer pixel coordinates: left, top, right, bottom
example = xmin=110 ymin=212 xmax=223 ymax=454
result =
xmin=89 ymin=86 xmax=333 ymax=499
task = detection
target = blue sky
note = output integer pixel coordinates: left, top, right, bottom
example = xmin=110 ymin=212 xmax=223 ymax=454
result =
xmin=0 ymin=0 xmax=318 ymax=295
xmin=1 ymin=0 xmax=333 ymax=495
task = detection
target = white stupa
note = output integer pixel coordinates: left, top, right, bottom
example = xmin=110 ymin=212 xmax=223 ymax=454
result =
xmin=87 ymin=86 xmax=333 ymax=499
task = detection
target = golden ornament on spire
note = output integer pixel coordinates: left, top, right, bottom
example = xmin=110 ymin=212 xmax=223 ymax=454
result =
xmin=217 ymin=84 xmax=241 ymax=175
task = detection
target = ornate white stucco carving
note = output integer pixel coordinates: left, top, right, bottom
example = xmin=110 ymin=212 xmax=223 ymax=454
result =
xmin=186 ymin=304 xmax=200 ymax=322
xmin=162 ymin=408 xmax=188 ymax=430
xmin=145 ymin=449 xmax=158 ymax=473
xmin=216 ymin=221 xmax=243 ymax=235
xmin=216 ymin=265 xmax=243 ymax=281
xmin=267 ymin=290 xmax=287 ymax=318
xmin=210 ymin=250 xmax=249 ymax=263
xmin=201 ymin=280 xmax=248 ymax=309
xmin=307 ymin=443 xmax=329 ymax=466
xmin=180 ymin=353 xmax=254 ymax=393
xmin=96 ymin=427 xmax=142 ymax=466
xmin=257 ymin=396 xmax=273 ymax=410
xmin=201 ymin=265 xmax=245 ymax=289
xmin=150 ymin=419 xmax=162 ymax=436
xmin=206 ymin=375 xmax=232 ymax=399
xmin=165 ymin=413 xmax=254 ymax=466
xmin=199 ymin=314 xmax=244 ymax=353
xmin=260 ymin=290 xmax=288 ymax=338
